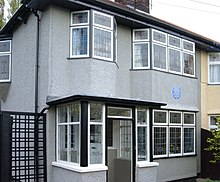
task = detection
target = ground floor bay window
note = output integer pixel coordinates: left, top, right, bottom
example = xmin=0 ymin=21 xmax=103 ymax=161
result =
xmin=49 ymin=95 xmax=165 ymax=182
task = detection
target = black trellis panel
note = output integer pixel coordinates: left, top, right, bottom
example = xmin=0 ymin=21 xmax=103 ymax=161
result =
xmin=2 ymin=111 xmax=47 ymax=182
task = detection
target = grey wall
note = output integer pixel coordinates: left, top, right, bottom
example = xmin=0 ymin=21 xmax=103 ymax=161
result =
xmin=155 ymin=157 xmax=197 ymax=181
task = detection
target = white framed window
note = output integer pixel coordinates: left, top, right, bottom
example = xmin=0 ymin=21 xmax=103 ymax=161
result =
xmin=183 ymin=127 xmax=195 ymax=155
xmin=136 ymin=108 xmax=149 ymax=162
xmin=89 ymin=103 xmax=105 ymax=165
xmin=107 ymin=106 xmax=132 ymax=119
xmin=152 ymin=43 xmax=167 ymax=71
xmin=208 ymin=53 xmax=220 ymax=84
xmin=168 ymin=48 xmax=182 ymax=74
xmin=57 ymin=103 xmax=80 ymax=165
xmin=153 ymin=126 xmax=168 ymax=158
xmin=152 ymin=29 xmax=167 ymax=45
xmin=182 ymin=39 xmax=195 ymax=53
xmin=183 ymin=52 xmax=195 ymax=77
xmin=92 ymin=11 xmax=114 ymax=61
xmin=0 ymin=40 xmax=11 ymax=82
xmin=168 ymin=35 xmax=181 ymax=49
xmin=169 ymin=111 xmax=182 ymax=125
xmin=70 ymin=11 xmax=89 ymax=58
xmin=153 ymin=110 xmax=196 ymax=158
xmin=169 ymin=126 xmax=182 ymax=156
xmin=133 ymin=29 xmax=150 ymax=69
xmin=209 ymin=115 xmax=219 ymax=130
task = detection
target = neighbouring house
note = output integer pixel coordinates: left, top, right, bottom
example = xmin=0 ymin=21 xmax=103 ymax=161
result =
xmin=1 ymin=0 xmax=220 ymax=181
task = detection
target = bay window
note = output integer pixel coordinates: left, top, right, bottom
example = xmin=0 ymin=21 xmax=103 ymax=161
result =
xmin=70 ymin=10 xmax=114 ymax=61
xmin=153 ymin=110 xmax=195 ymax=158
xmin=208 ymin=53 xmax=220 ymax=84
xmin=0 ymin=40 xmax=11 ymax=82
xmin=132 ymin=29 xmax=195 ymax=77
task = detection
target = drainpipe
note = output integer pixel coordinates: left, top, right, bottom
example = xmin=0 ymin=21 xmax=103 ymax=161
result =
xmin=32 ymin=9 xmax=40 ymax=114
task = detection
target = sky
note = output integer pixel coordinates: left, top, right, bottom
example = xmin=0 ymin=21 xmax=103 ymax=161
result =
xmin=150 ymin=0 xmax=220 ymax=42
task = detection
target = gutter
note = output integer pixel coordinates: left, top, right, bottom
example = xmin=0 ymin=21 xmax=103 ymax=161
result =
xmin=31 ymin=9 xmax=40 ymax=114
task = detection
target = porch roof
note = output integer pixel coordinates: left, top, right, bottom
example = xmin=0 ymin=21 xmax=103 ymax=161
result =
xmin=46 ymin=94 xmax=166 ymax=108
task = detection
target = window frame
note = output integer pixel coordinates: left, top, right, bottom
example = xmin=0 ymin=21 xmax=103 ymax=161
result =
xmin=183 ymin=127 xmax=195 ymax=155
xmin=71 ymin=10 xmax=90 ymax=26
xmin=133 ymin=29 xmax=149 ymax=42
xmin=208 ymin=53 xmax=220 ymax=84
xmin=182 ymin=39 xmax=195 ymax=53
xmin=183 ymin=112 xmax=195 ymax=126
xmin=0 ymin=40 xmax=12 ymax=83
xmin=152 ymin=29 xmax=167 ymax=45
xmin=93 ymin=10 xmax=113 ymax=30
xmin=169 ymin=111 xmax=182 ymax=126
xmin=153 ymin=109 xmax=168 ymax=125
xmin=169 ymin=126 xmax=182 ymax=157
xmin=168 ymin=34 xmax=181 ymax=49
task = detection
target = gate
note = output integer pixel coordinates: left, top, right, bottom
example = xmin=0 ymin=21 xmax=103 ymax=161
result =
xmin=0 ymin=111 xmax=47 ymax=182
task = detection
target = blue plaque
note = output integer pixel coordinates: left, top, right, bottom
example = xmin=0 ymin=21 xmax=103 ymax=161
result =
xmin=172 ymin=86 xmax=181 ymax=100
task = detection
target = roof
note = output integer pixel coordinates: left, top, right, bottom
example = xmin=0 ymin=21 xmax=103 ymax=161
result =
xmin=47 ymin=94 xmax=166 ymax=108
xmin=1 ymin=0 xmax=220 ymax=52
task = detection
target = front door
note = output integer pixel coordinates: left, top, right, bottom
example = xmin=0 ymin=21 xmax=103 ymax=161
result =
xmin=107 ymin=119 xmax=132 ymax=182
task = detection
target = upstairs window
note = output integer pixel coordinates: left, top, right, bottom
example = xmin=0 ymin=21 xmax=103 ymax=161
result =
xmin=152 ymin=30 xmax=167 ymax=71
xmin=209 ymin=115 xmax=219 ymax=130
xmin=93 ymin=11 xmax=114 ymax=61
xmin=209 ymin=53 xmax=220 ymax=84
xmin=70 ymin=11 xmax=89 ymax=58
xmin=0 ymin=40 xmax=11 ymax=82
xmin=132 ymin=29 xmax=150 ymax=69
xmin=70 ymin=10 xmax=114 ymax=61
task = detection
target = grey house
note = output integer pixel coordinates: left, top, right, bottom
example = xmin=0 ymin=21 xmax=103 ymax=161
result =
xmin=1 ymin=0 xmax=220 ymax=181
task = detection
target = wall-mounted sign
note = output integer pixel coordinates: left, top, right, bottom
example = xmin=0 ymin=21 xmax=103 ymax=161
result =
xmin=172 ymin=86 xmax=181 ymax=100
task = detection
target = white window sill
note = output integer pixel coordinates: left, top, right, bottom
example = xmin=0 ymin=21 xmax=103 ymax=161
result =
xmin=52 ymin=162 xmax=108 ymax=173
xmin=137 ymin=162 xmax=159 ymax=168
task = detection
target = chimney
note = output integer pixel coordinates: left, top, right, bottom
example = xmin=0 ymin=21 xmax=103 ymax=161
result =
xmin=115 ymin=0 xmax=150 ymax=13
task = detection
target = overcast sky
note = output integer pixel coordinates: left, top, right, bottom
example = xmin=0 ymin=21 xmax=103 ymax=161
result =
xmin=150 ymin=0 xmax=220 ymax=42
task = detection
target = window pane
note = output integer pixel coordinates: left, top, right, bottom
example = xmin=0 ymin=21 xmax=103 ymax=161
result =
xmin=153 ymin=30 xmax=166 ymax=44
xmin=94 ymin=28 xmax=112 ymax=59
xmin=90 ymin=125 xmax=103 ymax=164
xmin=137 ymin=110 xmax=147 ymax=125
xmin=209 ymin=53 xmax=220 ymax=62
xmin=169 ymin=48 xmax=181 ymax=73
xmin=58 ymin=125 xmax=68 ymax=161
xmin=58 ymin=106 xmax=68 ymax=123
xmin=169 ymin=127 xmax=181 ymax=154
xmin=209 ymin=65 xmax=220 ymax=83
xmin=134 ymin=30 xmax=149 ymax=41
xmin=69 ymin=125 xmax=79 ymax=163
xmin=210 ymin=116 xmax=218 ymax=125
xmin=108 ymin=107 xmax=132 ymax=118
xmin=138 ymin=126 xmax=148 ymax=161
xmin=90 ymin=103 xmax=103 ymax=122
xmin=120 ymin=121 xmax=132 ymax=159
xmin=153 ymin=44 xmax=167 ymax=70
xmin=72 ymin=27 xmax=88 ymax=56
xmin=183 ymin=53 xmax=194 ymax=75
xmin=70 ymin=103 xmax=79 ymax=122
xmin=94 ymin=12 xmax=112 ymax=29
xmin=133 ymin=43 xmax=149 ymax=68
xmin=154 ymin=127 xmax=167 ymax=156
xmin=170 ymin=112 xmax=181 ymax=124
xmin=168 ymin=35 xmax=181 ymax=48
xmin=184 ymin=128 xmax=195 ymax=153
xmin=0 ymin=41 xmax=10 ymax=52
xmin=0 ymin=55 xmax=10 ymax=80
xmin=184 ymin=113 xmax=195 ymax=125
xmin=183 ymin=40 xmax=194 ymax=52
xmin=154 ymin=111 xmax=167 ymax=124
xmin=72 ymin=12 xmax=88 ymax=24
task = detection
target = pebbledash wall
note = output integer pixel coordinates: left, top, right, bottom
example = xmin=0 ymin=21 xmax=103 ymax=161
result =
xmin=0 ymin=4 xmax=203 ymax=182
